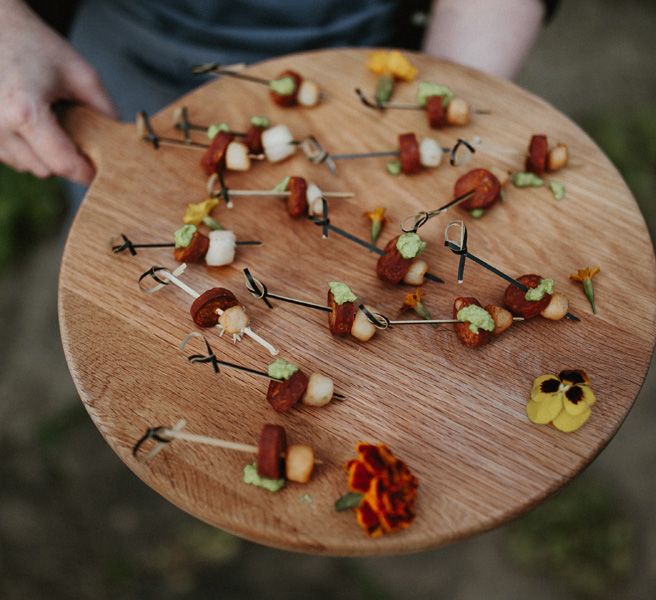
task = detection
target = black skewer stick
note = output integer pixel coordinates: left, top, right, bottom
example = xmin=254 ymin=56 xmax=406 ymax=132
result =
xmin=355 ymin=88 xmax=491 ymax=115
xmin=137 ymin=111 xmax=210 ymax=150
xmin=172 ymin=106 xmax=247 ymax=138
xmin=443 ymin=221 xmax=580 ymax=322
xmin=400 ymin=189 xmax=476 ymax=233
xmin=111 ymin=233 xmax=262 ymax=256
xmin=192 ymin=63 xmax=271 ymax=86
xmin=243 ymin=268 xmax=332 ymax=312
xmin=358 ymin=304 xmax=524 ymax=330
xmin=181 ymin=332 xmax=346 ymax=399
xmin=310 ymin=200 xmax=445 ymax=284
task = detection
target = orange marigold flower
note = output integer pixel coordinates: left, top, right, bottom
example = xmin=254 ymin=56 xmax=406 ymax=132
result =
xmin=569 ymin=266 xmax=600 ymax=313
xmin=401 ymin=288 xmax=432 ymax=321
xmin=345 ymin=442 xmax=419 ymax=537
xmin=363 ymin=207 xmax=387 ymax=245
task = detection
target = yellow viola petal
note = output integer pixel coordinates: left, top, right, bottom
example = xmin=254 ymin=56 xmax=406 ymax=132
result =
xmin=367 ymin=51 xmax=390 ymax=74
xmin=386 ymin=50 xmax=418 ymax=81
xmin=563 ymin=387 xmax=588 ymax=416
xmin=552 ymin=407 xmax=591 ymax=432
xmin=183 ymin=198 xmax=219 ymax=226
xmin=558 ymin=369 xmax=589 ymax=386
xmin=527 ymin=393 xmax=563 ymax=425
xmin=581 ymin=384 xmax=596 ymax=407
xmin=531 ymin=375 xmax=560 ymax=402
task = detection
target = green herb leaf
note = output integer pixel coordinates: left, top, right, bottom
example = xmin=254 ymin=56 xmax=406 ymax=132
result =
xmin=469 ymin=208 xmax=485 ymax=218
xmin=335 ymin=492 xmax=363 ymax=512
xmin=386 ymin=160 xmax=402 ymax=175
xmin=202 ymin=216 xmax=224 ymax=230
xmin=549 ymin=180 xmax=566 ymax=200
xmin=512 ymin=172 xmax=545 ymax=188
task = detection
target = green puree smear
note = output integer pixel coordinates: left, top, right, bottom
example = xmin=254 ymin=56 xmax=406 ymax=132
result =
xmin=207 ymin=122 xmax=231 ymax=140
xmin=243 ymin=463 xmax=285 ymax=492
xmin=174 ymin=224 xmax=196 ymax=248
xmin=269 ymin=76 xmax=296 ymax=96
xmin=396 ymin=232 xmax=427 ymax=259
xmin=250 ymin=115 xmax=270 ymax=128
xmin=386 ymin=160 xmax=402 ymax=175
xmin=549 ymin=180 xmax=566 ymax=200
xmin=272 ymin=176 xmax=290 ymax=193
xmin=267 ymin=358 xmax=299 ymax=381
xmin=416 ymin=81 xmax=454 ymax=108
xmin=525 ymin=278 xmax=555 ymax=301
xmin=457 ymin=305 xmax=495 ymax=334
xmin=512 ymin=172 xmax=544 ymax=188
xmin=329 ymin=281 xmax=357 ymax=305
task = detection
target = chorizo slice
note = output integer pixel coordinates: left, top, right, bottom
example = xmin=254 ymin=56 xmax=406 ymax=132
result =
xmin=256 ymin=424 xmax=287 ymax=479
xmin=503 ymin=274 xmax=551 ymax=319
xmin=376 ymin=235 xmax=411 ymax=284
xmin=426 ymin=95 xmax=446 ymax=129
xmin=327 ymin=290 xmax=356 ymax=336
xmin=453 ymin=297 xmax=492 ymax=348
xmin=398 ymin=133 xmax=421 ymax=174
xmin=525 ymin=134 xmax=549 ymax=175
xmin=287 ymin=176 xmax=308 ymax=218
xmin=270 ymin=69 xmax=302 ymax=107
xmin=200 ymin=131 xmax=235 ymax=176
xmin=266 ymin=370 xmax=309 ymax=413
xmin=190 ymin=287 xmax=239 ymax=327
xmin=244 ymin=125 xmax=264 ymax=154
xmin=454 ymin=168 xmax=501 ymax=211
xmin=174 ymin=231 xmax=209 ymax=263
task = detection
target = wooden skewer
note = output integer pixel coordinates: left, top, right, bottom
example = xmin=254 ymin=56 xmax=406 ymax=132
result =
xmin=139 ymin=264 xmax=279 ymax=355
xmin=137 ymin=421 xmax=324 ymax=465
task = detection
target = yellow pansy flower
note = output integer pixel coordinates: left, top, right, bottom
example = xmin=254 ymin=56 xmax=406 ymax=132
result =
xmin=183 ymin=197 xmax=219 ymax=226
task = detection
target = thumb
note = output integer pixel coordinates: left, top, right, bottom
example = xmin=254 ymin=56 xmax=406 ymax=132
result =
xmin=64 ymin=60 xmax=118 ymax=119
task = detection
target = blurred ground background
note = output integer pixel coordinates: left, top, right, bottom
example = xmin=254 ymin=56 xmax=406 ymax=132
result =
xmin=1 ymin=1 xmax=655 ymax=598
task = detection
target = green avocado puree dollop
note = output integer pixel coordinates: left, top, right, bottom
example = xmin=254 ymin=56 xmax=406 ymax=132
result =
xmin=243 ymin=463 xmax=285 ymax=492
xmin=269 ymin=76 xmax=296 ymax=96
xmin=549 ymin=180 xmax=566 ymax=200
xmin=267 ymin=358 xmax=299 ymax=381
xmin=329 ymin=281 xmax=357 ymax=305
xmin=416 ymin=81 xmax=454 ymax=108
xmin=456 ymin=305 xmax=495 ymax=334
xmin=207 ymin=122 xmax=231 ymax=140
xmin=272 ymin=176 xmax=290 ymax=193
xmin=525 ymin=278 xmax=555 ymax=301
xmin=174 ymin=224 xmax=196 ymax=248
xmin=250 ymin=115 xmax=270 ymax=128
xmin=512 ymin=172 xmax=544 ymax=188
xmin=396 ymin=232 xmax=427 ymax=259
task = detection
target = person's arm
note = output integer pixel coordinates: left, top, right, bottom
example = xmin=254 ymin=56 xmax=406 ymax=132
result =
xmin=422 ymin=0 xmax=546 ymax=80
xmin=0 ymin=0 xmax=115 ymax=183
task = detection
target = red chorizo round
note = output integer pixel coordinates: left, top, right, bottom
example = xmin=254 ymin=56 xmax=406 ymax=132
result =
xmin=200 ymin=131 xmax=235 ymax=175
xmin=453 ymin=297 xmax=492 ymax=348
xmin=525 ymin=134 xmax=548 ymax=175
xmin=174 ymin=231 xmax=209 ymax=263
xmin=426 ymin=95 xmax=446 ymax=129
xmin=189 ymin=287 xmax=239 ymax=327
xmin=398 ymin=133 xmax=421 ymax=174
xmin=270 ymin=70 xmax=302 ymax=107
xmin=503 ymin=274 xmax=551 ymax=319
xmin=327 ymin=290 xmax=356 ymax=336
xmin=287 ymin=176 xmax=308 ymax=218
xmin=244 ymin=125 xmax=264 ymax=154
xmin=454 ymin=168 xmax=501 ymax=211
xmin=256 ymin=424 xmax=287 ymax=479
xmin=266 ymin=370 xmax=309 ymax=413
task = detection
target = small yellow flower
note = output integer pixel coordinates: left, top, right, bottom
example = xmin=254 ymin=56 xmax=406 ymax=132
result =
xmin=183 ymin=198 xmax=219 ymax=226
xmin=527 ymin=370 xmax=596 ymax=432
xmin=401 ymin=288 xmax=432 ymax=321
xmin=570 ymin=266 xmax=600 ymax=313
xmin=364 ymin=207 xmax=387 ymax=245
xmin=569 ymin=266 xmax=600 ymax=282
xmin=367 ymin=51 xmax=418 ymax=81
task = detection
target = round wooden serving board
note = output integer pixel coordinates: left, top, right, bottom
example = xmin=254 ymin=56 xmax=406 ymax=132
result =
xmin=59 ymin=49 xmax=656 ymax=555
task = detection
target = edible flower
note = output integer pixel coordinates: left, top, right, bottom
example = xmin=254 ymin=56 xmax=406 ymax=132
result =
xmin=335 ymin=442 xmax=418 ymax=537
xmin=401 ymin=288 xmax=432 ymax=321
xmin=367 ymin=50 xmax=417 ymax=81
xmin=570 ymin=266 xmax=600 ymax=314
xmin=364 ymin=207 xmax=387 ymax=245
xmin=183 ymin=197 xmax=219 ymax=226
xmin=527 ymin=370 xmax=596 ymax=432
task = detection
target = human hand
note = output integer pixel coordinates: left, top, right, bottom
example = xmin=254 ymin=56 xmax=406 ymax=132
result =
xmin=0 ymin=1 xmax=116 ymax=184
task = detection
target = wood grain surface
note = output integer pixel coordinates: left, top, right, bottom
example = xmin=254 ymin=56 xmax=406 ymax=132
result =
xmin=58 ymin=49 xmax=656 ymax=555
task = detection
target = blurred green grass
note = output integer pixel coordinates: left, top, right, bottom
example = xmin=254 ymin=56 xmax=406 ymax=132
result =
xmin=0 ymin=164 xmax=67 ymax=271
